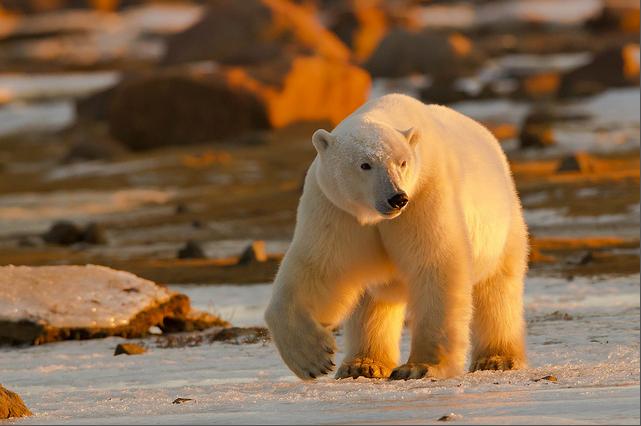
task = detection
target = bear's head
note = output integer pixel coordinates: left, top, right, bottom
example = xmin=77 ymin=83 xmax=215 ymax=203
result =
xmin=311 ymin=119 xmax=420 ymax=225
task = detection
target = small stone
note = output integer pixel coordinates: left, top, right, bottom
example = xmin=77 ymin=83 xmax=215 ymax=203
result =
xmin=578 ymin=251 xmax=594 ymax=265
xmin=175 ymin=203 xmax=189 ymax=214
xmin=178 ymin=241 xmax=207 ymax=259
xmin=556 ymin=152 xmax=593 ymax=173
xmin=0 ymin=385 xmax=31 ymax=419
xmin=438 ymin=413 xmax=463 ymax=422
xmin=114 ymin=343 xmax=147 ymax=356
xmin=238 ymin=240 xmax=267 ymax=265
xmin=533 ymin=375 xmax=558 ymax=382
xmin=519 ymin=122 xmax=555 ymax=149
xmin=172 ymin=398 xmax=193 ymax=404
xmin=42 ymin=221 xmax=84 ymax=245
xmin=83 ymin=222 xmax=108 ymax=245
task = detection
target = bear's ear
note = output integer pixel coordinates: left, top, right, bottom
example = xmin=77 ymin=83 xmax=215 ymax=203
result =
xmin=399 ymin=127 xmax=420 ymax=147
xmin=312 ymin=129 xmax=335 ymax=153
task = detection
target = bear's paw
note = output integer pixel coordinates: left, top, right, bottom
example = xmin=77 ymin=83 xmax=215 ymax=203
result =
xmin=335 ymin=357 xmax=392 ymax=380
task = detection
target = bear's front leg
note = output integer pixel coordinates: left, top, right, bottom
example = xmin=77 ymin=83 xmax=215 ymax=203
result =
xmin=336 ymin=289 xmax=406 ymax=379
xmin=390 ymin=256 xmax=474 ymax=380
xmin=265 ymin=251 xmax=369 ymax=380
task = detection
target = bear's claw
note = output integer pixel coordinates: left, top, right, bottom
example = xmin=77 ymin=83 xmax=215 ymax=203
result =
xmin=335 ymin=358 xmax=391 ymax=379
xmin=389 ymin=363 xmax=431 ymax=380
xmin=470 ymin=355 xmax=522 ymax=372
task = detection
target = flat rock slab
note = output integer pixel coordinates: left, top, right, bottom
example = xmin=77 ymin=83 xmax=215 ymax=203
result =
xmin=0 ymin=265 xmax=228 ymax=345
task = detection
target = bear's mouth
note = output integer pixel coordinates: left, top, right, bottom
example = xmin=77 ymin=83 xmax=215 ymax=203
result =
xmin=376 ymin=204 xmax=405 ymax=218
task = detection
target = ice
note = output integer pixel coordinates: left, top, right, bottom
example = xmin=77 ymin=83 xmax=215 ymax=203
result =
xmin=1 ymin=273 xmax=638 ymax=424
xmin=0 ymin=265 xmax=171 ymax=328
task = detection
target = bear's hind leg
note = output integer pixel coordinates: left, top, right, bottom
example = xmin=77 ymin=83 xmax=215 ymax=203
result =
xmin=336 ymin=289 xmax=405 ymax=379
xmin=470 ymin=224 xmax=528 ymax=372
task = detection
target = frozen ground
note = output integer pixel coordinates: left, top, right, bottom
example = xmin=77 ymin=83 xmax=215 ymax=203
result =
xmin=1 ymin=273 xmax=639 ymax=425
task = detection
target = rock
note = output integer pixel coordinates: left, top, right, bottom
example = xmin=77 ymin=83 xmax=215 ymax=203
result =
xmin=326 ymin=1 xmax=389 ymax=62
xmin=578 ymin=251 xmax=595 ymax=265
xmin=108 ymin=57 xmax=370 ymax=149
xmin=108 ymin=70 xmax=270 ymax=150
xmin=114 ymin=343 xmax=146 ymax=356
xmin=42 ymin=221 xmax=84 ymax=246
xmin=238 ymin=240 xmax=268 ymax=265
xmin=587 ymin=1 xmax=640 ymax=34
xmin=365 ymin=29 xmax=479 ymax=79
xmin=0 ymin=385 xmax=31 ymax=419
xmin=438 ymin=413 xmax=463 ymax=422
xmin=163 ymin=0 xmax=350 ymax=66
xmin=559 ymin=44 xmax=640 ymax=98
xmin=533 ymin=375 xmax=558 ymax=382
xmin=211 ymin=327 xmax=270 ymax=345
xmin=0 ymin=265 xmax=228 ymax=345
xmin=162 ymin=311 xmax=224 ymax=333
xmin=178 ymin=241 xmax=207 ymax=260
xmin=83 ymin=222 xmax=108 ymax=245
xmin=42 ymin=221 xmax=107 ymax=245
xmin=519 ymin=117 xmax=555 ymax=149
xmin=155 ymin=326 xmax=269 ymax=348
xmin=556 ymin=152 xmax=594 ymax=173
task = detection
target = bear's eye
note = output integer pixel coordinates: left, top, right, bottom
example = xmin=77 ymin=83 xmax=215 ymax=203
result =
xmin=401 ymin=161 xmax=407 ymax=168
xmin=360 ymin=163 xmax=371 ymax=170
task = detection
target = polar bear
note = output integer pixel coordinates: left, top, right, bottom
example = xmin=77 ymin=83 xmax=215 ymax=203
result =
xmin=264 ymin=93 xmax=528 ymax=380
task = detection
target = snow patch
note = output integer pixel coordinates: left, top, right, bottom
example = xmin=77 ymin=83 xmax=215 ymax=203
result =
xmin=0 ymin=265 xmax=171 ymax=328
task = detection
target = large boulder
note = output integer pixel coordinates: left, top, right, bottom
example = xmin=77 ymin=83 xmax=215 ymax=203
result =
xmin=559 ymin=43 xmax=640 ymax=98
xmin=0 ymin=385 xmax=31 ymax=419
xmin=108 ymin=68 xmax=271 ymax=150
xmin=0 ymin=265 xmax=228 ymax=345
xmin=364 ymin=29 xmax=479 ymax=79
xmin=108 ymin=57 xmax=370 ymax=149
xmin=163 ymin=0 xmax=350 ymax=66
xmin=587 ymin=0 xmax=640 ymax=34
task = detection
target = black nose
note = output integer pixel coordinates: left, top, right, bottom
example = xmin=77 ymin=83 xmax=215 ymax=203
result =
xmin=387 ymin=192 xmax=409 ymax=209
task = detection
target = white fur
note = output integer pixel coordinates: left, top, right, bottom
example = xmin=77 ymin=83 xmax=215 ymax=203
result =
xmin=265 ymin=94 xmax=528 ymax=381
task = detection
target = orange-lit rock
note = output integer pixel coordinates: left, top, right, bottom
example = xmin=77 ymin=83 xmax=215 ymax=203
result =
xmin=519 ymin=72 xmax=561 ymax=99
xmin=163 ymin=0 xmax=350 ymax=66
xmin=257 ymin=56 xmax=371 ymax=128
xmin=587 ymin=0 xmax=640 ymax=34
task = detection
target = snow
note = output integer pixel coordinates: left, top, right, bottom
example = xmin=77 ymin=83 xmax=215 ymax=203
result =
xmin=1 ymin=273 xmax=638 ymax=424
xmin=0 ymin=100 xmax=73 ymax=137
xmin=416 ymin=0 xmax=603 ymax=29
xmin=0 ymin=188 xmax=174 ymax=236
xmin=0 ymin=72 xmax=119 ymax=104
xmin=0 ymin=265 xmax=171 ymax=328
